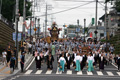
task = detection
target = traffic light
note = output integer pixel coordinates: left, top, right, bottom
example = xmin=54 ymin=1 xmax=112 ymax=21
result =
xmin=92 ymin=18 xmax=94 ymax=25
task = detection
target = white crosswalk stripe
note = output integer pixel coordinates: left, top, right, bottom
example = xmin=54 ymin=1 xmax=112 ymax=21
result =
xmin=56 ymin=68 xmax=62 ymax=74
xmin=35 ymin=70 xmax=42 ymax=74
xmin=25 ymin=70 xmax=120 ymax=76
xmin=117 ymin=72 xmax=120 ymax=76
xmin=77 ymin=71 xmax=83 ymax=75
xmin=45 ymin=70 xmax=52 ymax=74
xmin=87 ymin=71 xmax=93 ymax=75
xmin=97 ymin=71 xmax=103 ymax=76
xmin=66 ymin=70 xmax=72 ymax=74
xmin=106 ymin=71 xmax=114 ymax=76
xmin=25 ymin=70 xmax=33 ymax=74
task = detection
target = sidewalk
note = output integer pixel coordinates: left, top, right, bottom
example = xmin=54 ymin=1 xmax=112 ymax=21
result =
xmin=0 ymin=52 xmax=34 ymax=80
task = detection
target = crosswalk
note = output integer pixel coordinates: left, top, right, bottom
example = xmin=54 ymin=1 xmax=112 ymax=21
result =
xmin=24 ymin=70 xmax=120 ymax=76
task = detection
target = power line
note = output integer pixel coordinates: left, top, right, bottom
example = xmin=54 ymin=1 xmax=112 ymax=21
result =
xmin=54 ymin=0 xmax=104 ymax=3
xmin=36 ymin=2 xmax=94 ymax=17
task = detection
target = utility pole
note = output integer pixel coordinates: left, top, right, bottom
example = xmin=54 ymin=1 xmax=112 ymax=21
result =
xmin=84 ymin=19 xmax=86 ymax=42
xmin=15 ymin=0 xmax=19 ymax=68
xmin=45 ymin=4 xmax=47 ymax=38
xmin=43 ymin=23 xmax=45 ymax=38
xmin=22 ymin=0 xmax=26 ymax=43
xmin=30 ymin=17 xmax=32 ymax=44
xmin=35 ymin=17 xmax=37 ymax=39
xmin=95 ymin=0 xmax=98 ymax=39
xmin=105 ymin=2 xmax=108 ymax=52
xmin=38 ymin=18 xmax=40 ymax=38
xmin=77 ymin=19 xmax=79 ymax=38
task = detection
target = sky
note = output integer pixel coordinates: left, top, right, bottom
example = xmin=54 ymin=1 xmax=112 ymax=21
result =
xmin=18 ymin=0 xmax=113 ymax=37
xmin=37 ymin=0 xmax=113 ymax=27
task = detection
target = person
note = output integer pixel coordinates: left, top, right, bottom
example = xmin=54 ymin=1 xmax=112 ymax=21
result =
xmin=46 ymin=53 xmax=54 ymax=70
xmin=65 ymin=53 xmax=72 ymax=69
xmin=2 ymin=49 xmax=7 ymax=66
xmin=20 ymin=52 xmax=25 ymax=72
xmin=81 ymin=52 xmax=87 ymax=70
xmin=13 ymin=47 xmax=17 ymax=57
xmin=7 ymin=46 xmax=11 ymax=67
xmin=10 ymin=54 xmax=16 ymax=74
xmin=20 ymin=45 xmax=25 ymax=54
xmin=74 ymin=53 xmax=82 ymax=72
xmin=99 ymin=53 xmax=105 ymax=70
xmin=34 ymin=49 xmax=39 ymax=57
xmin=35 ymin=54 xmax=42 ymax=70
xmin=51 ymin=44 xmax=55 ymax=55
xmin=117 ymin=54 xmax=120 ymax=71
xmin=58 ymin=54 xmax=66 ymax=72
xmin=87 ymin=53 xmax=94 ymax=72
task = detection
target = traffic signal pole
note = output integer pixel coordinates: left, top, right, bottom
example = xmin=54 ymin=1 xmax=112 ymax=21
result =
xmin=15 ymin=0 xmax=19 ymax=69
xmin=84 ymin=19 xmax=86 ymax=42
xmin=95 ymin=0 xmax=98 ymax=39
xmin=22 ymin=0 xmax=26 ymax=42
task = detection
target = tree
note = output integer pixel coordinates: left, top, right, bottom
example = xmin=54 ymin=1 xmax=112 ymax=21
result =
xmin=115 ymin=1 xmax=120 ymax=12
xmin=1 ymin=0 xmax=32 ymax=22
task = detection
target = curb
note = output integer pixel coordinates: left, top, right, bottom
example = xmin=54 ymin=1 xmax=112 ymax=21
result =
xmin=2 ymin=54 xmax=34 ymax=80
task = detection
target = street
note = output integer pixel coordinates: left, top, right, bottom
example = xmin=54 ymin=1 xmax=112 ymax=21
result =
xmin=3 ymin=55 xmax=120 ymax=80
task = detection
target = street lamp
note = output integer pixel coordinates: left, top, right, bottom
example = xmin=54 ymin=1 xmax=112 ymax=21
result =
xmin=84 ymin=19 xmax=86 ymax=42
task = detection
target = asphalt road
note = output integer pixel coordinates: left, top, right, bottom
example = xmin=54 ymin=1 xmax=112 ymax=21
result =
xmin=3 ymin=55 xmax=120 ymax=80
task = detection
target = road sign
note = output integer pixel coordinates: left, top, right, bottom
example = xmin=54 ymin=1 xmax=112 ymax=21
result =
xmin=36 ymin=27 xmax=41 ymax=33
xmin=13 ymin=33 xmax=21 ymax=42
xmin=34 ymin=28 xmax=37 ymax=32
xmin=28 ymin=29 xmax=34 ymax=35
xmin=76 ymin=28 xmax=80 ymax=32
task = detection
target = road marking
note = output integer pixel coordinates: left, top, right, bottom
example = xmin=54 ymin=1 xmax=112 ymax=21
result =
xmin=67 ymin=70 xmax=72 ymax=74
xmin=0 ymin=66 xmax=6 ymax=72
xmin=106 ymin=71 xmax=114 ymax=76
xmin=26 ymin=57 xmax=35 ymax=70
xmin=97 ymin=71 xmax=103 ymax=76
xmin=35 ymin=70 xmax=42 ymax=74
xmin=56 ymin=68 xmax=62 ymax=74
xmin=87 ymin=71 xmax=93 ymax=75
xmin=77 ymin=71 xmax=83 ymax=75
xmin=117 ymin=72 xmax=120 ymax=76
xmin=45 ymin=70 xmax=52 ymax=74
xmin=111 ymin=63 xmax=118 ymax=68
xmin=25 ymin=70 xmax=33 ymax=74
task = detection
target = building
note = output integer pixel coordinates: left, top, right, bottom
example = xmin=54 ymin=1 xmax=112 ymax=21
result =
xmin=0 ymin=15 xmax=15 ymax=53
xmin=99 ymin=10 xmax=120 ymax=36
xmin=88 ymin=26 xmax=106 ymax=40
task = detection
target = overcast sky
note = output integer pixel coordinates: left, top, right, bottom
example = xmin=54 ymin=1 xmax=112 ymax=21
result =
xmin=36 ymin=0 xmax=113 ymax=27
xmin=18 ymin=0 xmax=113 ymax=37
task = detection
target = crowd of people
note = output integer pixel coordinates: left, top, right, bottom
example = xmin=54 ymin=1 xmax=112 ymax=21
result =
xmin=1 ymin=38 xmax=120 ymax=73
xmin=33 ymin=38 xmax=120 ymax=73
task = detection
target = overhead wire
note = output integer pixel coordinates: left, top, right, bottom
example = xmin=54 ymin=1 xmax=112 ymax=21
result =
xmin=36 ymin=1 xmax=94 ymax=17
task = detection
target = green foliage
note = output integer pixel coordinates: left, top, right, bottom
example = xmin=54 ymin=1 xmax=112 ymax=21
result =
xmin=1 ymin=0 xmax=32 ymax=22
xmin=108 ymin=34 xmax=120 ymax=54
xmin=115 ymin=1 xmax=120 ymax=12
xmin=2 ymin=0 xmax=16 ymax=21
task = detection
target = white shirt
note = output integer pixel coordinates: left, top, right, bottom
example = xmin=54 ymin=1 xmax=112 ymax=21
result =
xmin=67 ymin=56 xmax=70 ymax=61
xmin=2 ymin=52 xmax=7 ymax=58
xmin=74 ymin=56 xmax=83 ymax=62
xmin=58 ymin=57 xmax=66 ymax=64
xmin=37 ymin=56 xmax=40 ymax=60
xmin=87 ymin=56 xmax=94 ymax=63
xmin=101 ymin=56 xmax=103 ymax=61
